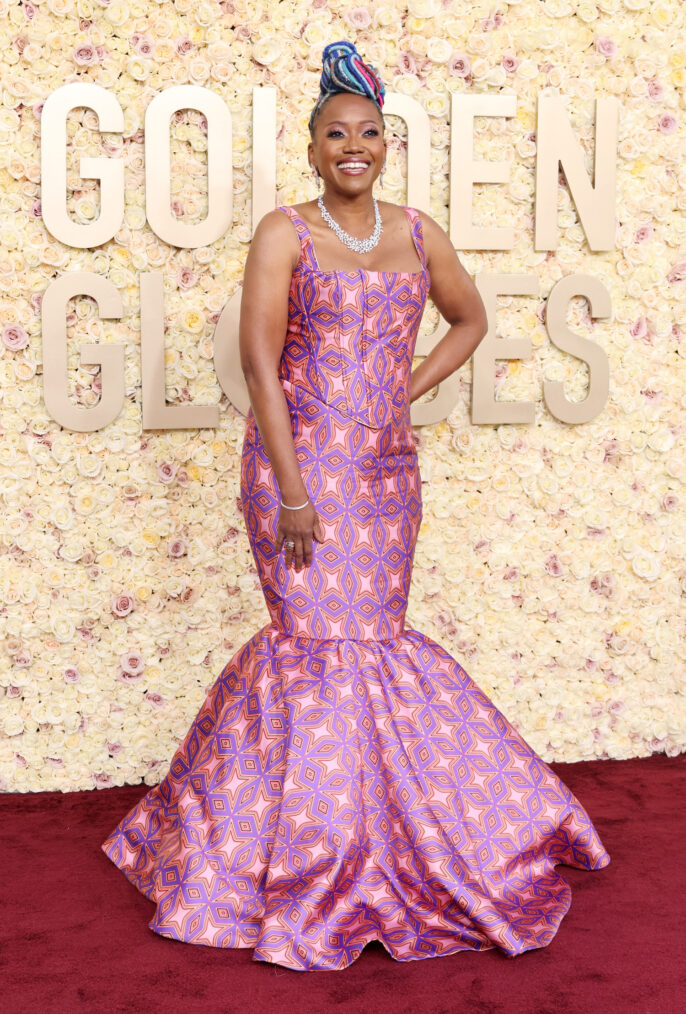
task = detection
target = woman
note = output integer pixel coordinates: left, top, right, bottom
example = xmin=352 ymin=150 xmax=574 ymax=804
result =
xmin=103 ymin=41 xmax=610 ymax=973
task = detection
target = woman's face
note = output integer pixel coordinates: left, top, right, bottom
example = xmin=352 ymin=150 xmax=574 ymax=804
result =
xmin=308 ymin=92 xmax=386 ymax=196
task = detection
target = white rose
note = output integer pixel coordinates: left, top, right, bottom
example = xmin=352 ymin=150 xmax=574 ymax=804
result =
xmin=426 ymin=37 xmax=452 ymax=63
xmin=253 ymin=38 xmax=281 ymax=66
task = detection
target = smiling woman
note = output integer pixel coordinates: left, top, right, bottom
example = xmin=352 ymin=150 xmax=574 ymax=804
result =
xmin=101 ymin=39 xmax=611 ymax=974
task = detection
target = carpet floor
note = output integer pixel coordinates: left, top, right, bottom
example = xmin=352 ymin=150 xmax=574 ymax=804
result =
xmin=1 ymin=752 xmax=684 ymax=1014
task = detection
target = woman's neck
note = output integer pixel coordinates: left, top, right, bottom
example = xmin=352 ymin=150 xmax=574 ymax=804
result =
xmin=318 ymin=190 xmax=378 ymax=228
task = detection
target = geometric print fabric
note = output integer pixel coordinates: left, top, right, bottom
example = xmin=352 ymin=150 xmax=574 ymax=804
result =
xmin=103 ymin=206 xmax=610 ymax=971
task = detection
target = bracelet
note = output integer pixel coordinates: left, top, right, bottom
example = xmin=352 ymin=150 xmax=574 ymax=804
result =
xmin=280 ymin=496 xmax=310 ymax=510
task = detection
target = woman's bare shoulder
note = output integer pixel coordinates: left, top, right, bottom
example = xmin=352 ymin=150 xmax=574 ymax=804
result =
xmin=250 ymin=208 xmax=302 ymax=267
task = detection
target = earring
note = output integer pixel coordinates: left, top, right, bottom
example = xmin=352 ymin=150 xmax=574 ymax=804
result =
xmin=312 ymin=165 xmax=321 ymax=191
xmin=379 ymin=164 xmax=386 ymax=188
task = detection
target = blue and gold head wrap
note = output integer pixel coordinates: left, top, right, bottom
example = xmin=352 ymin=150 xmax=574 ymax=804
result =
xmin=308 ymin=41 xmax=386 ymax=136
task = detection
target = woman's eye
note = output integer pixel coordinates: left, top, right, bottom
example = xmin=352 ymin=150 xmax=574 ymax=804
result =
xmin=326 ymin=128 xmax=379 ymax=138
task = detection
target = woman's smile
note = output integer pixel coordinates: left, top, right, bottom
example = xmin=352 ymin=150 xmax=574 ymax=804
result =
xmin=336 ymin=160 xmax=370 ymax=174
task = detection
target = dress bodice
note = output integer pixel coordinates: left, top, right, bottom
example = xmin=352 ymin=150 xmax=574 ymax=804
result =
xmin=277 ymin=205 xmax=430 ymax=431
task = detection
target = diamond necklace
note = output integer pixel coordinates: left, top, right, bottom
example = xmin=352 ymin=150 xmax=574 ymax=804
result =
xmin=317 ymin=194 xmax=383 ymax=254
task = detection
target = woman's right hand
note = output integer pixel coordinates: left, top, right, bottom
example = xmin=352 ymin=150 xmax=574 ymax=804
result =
xmin=276 ymin=501 xmax=325 ymax=571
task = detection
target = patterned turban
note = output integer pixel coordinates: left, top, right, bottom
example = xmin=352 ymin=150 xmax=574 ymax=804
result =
xmin=308 ymin=41 xmax=386 ymax=135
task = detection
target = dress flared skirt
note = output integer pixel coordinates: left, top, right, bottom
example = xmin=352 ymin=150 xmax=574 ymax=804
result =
xmin=102 ymin=621 xmax=610 ymax=972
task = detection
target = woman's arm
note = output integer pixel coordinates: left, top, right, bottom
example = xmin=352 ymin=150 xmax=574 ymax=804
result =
xmin=239 ymin=210 xmax=324 ymax=570
xmin=409 ymin=212 xmax=489 ymax=404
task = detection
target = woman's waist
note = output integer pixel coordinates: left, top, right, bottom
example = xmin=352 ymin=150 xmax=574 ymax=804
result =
xmin=245 ymin=383 xmax=417 ymax=456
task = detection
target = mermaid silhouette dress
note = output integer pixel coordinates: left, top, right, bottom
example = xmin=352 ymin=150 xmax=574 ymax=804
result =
xmin=102 ymin=205 xmax=610 ymax=972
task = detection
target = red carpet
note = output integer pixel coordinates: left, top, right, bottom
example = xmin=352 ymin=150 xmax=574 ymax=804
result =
xmin=1 ymin=753 xmax=684 ymax=1014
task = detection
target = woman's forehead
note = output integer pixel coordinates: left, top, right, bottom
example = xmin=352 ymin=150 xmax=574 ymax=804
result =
xmin=314 ymin=93 xmax=383 ymax=130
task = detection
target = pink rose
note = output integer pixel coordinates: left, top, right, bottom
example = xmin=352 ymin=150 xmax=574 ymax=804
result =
xmin=479 ymin=13 xmax=503 ymax=30
xmin=120 ymin=651 xmax=145 ymax=677
xmin=448 ymin=52 xmax=471 ymax=78
xmin=347 ymin=6 xmax=372 ymax=29
xmin=177 ymin=267 xmax=198 ymax=289
xmin=24 ymin=2 xmax=36 ymax=18
xmin=501 ymin=53 xmax=519 ymax=74
xmin=595 ymin=36 xmax=617 ymax=59
xmin=117 ymin=669 xmax=143 ymax=683
xmin=157 ymin=461 xmax=177 ymax=484
xmin=667 ymin=261 xmax=686 ymax=283
xmin=111 ymin=592 xmax=135 ymax=617
xmin=397 ymin=52 xmax=417 ymax=75
xmin=146 ymin=692 xmax=165 ymax=707
xmin=657 ymin=113 xmax=678 ymax=134
xmin=74 ymin=43 xmax=98 ymax=66
xmin=132 ymin=34 xmax=154 ymax=57
xmin=634 ymin=224 xmax=654 ymax=243
xmin=647 ymin=78 xmax=664 ymax=101
xmin=2 ymin=324 xmax=29 ymax=351
xmin=545 ymin=554 xmax=564 ymax=577
xmin=629 ymin=315 xmax=649 ymax=339
xmin=93 ymin=772 xmax=113 ymax=788
xmin=662 ymin=493 xmax=678 ymax=511
xmin=63 ymin=667 xmax=80 ymax=684
xmin=176 ymin=36 xmax=195 ymax=56
xmin=169 ymin=538 xmax=187 ymax=558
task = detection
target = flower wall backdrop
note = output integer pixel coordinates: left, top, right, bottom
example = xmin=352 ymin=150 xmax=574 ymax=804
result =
xmin=0 ymin=0 xmax=684 ymax=792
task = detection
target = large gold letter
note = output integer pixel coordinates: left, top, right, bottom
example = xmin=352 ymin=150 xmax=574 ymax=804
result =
xmin=544 ymin=274 xmax=610 ymax=423
xmin=140 ymin=272 xmax=220 ymax=430
xmin=450 ymin=94 xmax=517 ymax=250
xmin=40 ymin=84 xmax=124 ymax=248
xmin=383 ymin=93 xmax=431 ymax=214
xmin=145 ymin=85 xmax=232 ymax=248
xmin=472 ymin=273 xmax=539 ymax=424
xmin=535 ymin=96 xmax=619 ymax=251
xmin=41 ymin=272 xmax=125 ymax=431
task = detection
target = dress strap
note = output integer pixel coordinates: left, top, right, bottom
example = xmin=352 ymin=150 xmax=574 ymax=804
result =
xmin=402 ymin=206 xmax=428 ymax=273
xmin=277 ymin=206 xmax=319 ymax=271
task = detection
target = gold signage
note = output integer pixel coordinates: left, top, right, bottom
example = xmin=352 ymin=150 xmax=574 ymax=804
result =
xmin=39 ymin=84 xmax=618 ymax=431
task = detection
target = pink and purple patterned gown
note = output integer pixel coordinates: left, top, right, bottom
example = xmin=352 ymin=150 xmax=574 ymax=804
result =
xmin=102 ymin=205 xmax=610 ymax=972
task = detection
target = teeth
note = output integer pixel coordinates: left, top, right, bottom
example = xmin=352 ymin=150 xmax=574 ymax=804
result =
xmin=338 ymin=162 xmax=368 ymax=169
